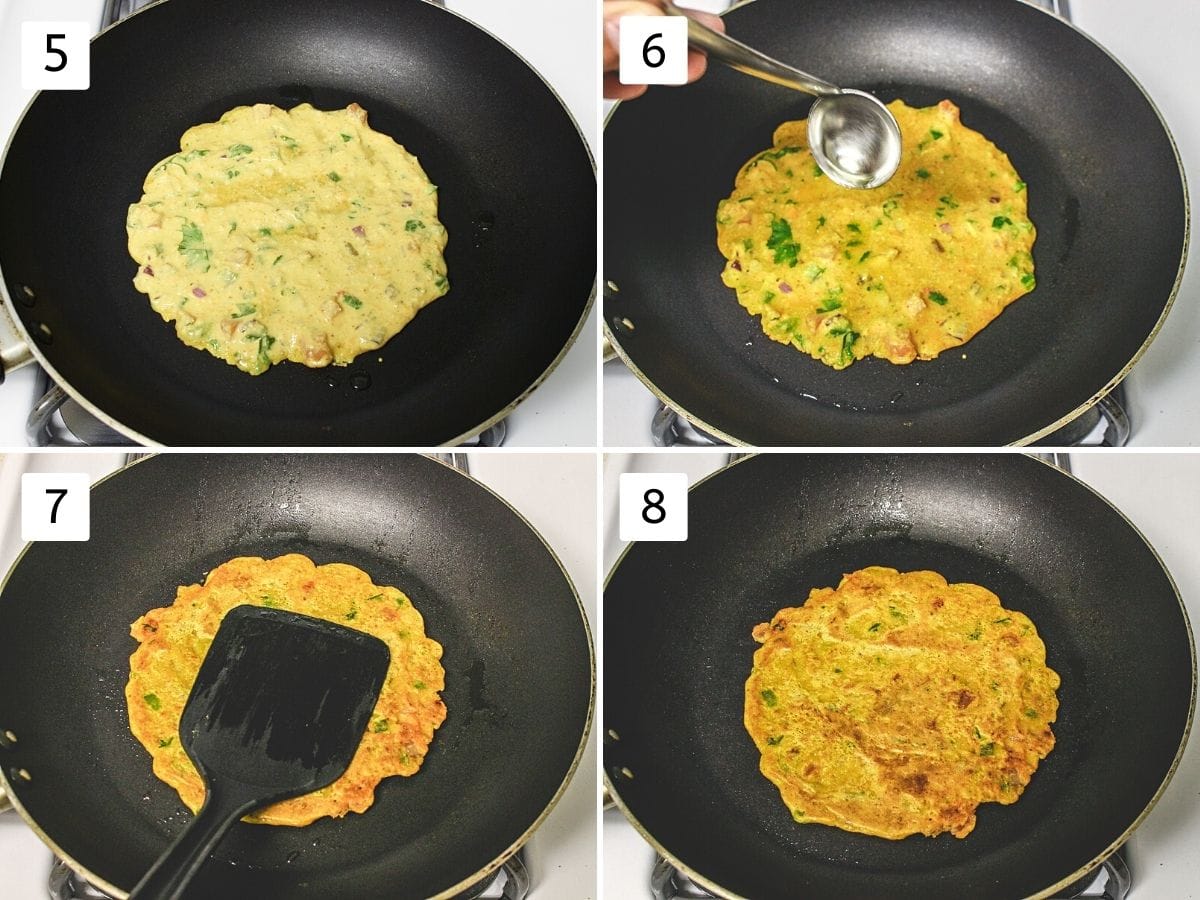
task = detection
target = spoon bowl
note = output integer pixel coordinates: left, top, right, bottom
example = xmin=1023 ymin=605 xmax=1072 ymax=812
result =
xmin=807 ymin=89 xmax=902 ymax=189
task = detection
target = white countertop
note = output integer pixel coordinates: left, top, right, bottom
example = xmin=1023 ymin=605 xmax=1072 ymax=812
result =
xmin=0 ymin=0 xmax=598 ymax=447
xmin=603 ymin=0 xmax=1200 ymax=447
xmin=0 ymin=450 xmax=597 ymax=899
xmin=602 ymin=449 xmax=1200 ymax=898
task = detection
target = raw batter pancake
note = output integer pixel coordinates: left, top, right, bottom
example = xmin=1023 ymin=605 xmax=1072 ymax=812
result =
xmin=126 ymin=103 xmax=449 ymax=374
xmin=745 ymin=566 xmax=1058 ymax=839
xmin=716 ymin=100 xmax=1036 ymax=368
xmin=126 ymin=554 xmax=447 ymax=826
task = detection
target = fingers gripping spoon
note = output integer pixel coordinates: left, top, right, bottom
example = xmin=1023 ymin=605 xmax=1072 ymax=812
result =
xmin=658 ymin=1 xmax=902 ymax=188
xmin=129 ymin=605 xmax=391 ymax=900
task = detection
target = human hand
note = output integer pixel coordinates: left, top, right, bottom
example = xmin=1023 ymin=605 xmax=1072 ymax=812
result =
xmin=603 ymin=1 xmax=727 ymax=101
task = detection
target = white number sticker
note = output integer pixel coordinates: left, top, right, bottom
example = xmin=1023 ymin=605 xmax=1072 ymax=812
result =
xmin=21 ymin=473 xmax=91 ymax=541
xmin=618 ymin=15 xmax=689 ymax=86
xmin=619 ymin=473 xmax=688 ymax=542
xmin=21 ymin=22 xmax=91 ymax=91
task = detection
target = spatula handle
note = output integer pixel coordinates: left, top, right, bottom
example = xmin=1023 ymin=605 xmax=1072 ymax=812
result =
xmin=128 ymin=782 xmax=261 ymax=900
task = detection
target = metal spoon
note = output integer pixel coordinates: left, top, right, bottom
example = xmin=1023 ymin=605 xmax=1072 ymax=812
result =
xmin=658 ymin=2 xmax=902 ymax=189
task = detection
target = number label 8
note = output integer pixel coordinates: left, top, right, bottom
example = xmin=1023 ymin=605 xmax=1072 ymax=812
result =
xmin=620 ymin=473 xmax=688 ymax=542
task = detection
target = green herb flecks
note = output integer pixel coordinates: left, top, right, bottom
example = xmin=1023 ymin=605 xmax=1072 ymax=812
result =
xmin=762 ymin=290 xmax=777 ymax=305
xmin=929 ymin=291 xmax=949 ymax=306
xmin=414 ymin=681 xmax=427 ymax=690
xmin=158 ymin=737 xmax=174 ymax=748
xmin=766 ymin=217 xmax=801 ymax=267
xmin=255 ymin=334 xmax=276 ymax=372
xmin=226 ymin=169 xmax=240 ymax=179
xmin=373 ymin=718 xmax=390 ymax=733
xmin=340 ymin=133 xmax=353 ymax=142
xmin=258 ymin=227 xmax=272 ymax=237
xmin=405 ymin=219 xmax=425 ymax=232
xmin=859 ymin=250 xmax=872 ymax=263
xmin=341 ymin=293 xmax=363 ymax=309
xmin=979 ymin=742 xmax=996 ymax=757
xmin=930 ymin=128 xmax=944 ymax=140
xmin=804 ymin=264 xmax=826 ymax=283
xmin=327 ymin=171 xmax=342 ymax=182
xmin=178 ymin=222 xmax=211 ymax=272
xmin=228 ymin=144 xmax=253 ymax=157
xmin=232 ymin=303 xmax=256 ymax=319
xmin=1014 ymin=180 xmax=1026 ymax=192
xmin=938 ymin=194 xmax=959 ymax=209
xmin=817 ymin=295 xmax=842 ymax=313
xmin=817 ymin=215 xmax=826 ymax=228
xmin=1025 ymin=708 xmax=1039 ymax=719
xmin=992 ymin=215 xmax=1013 ymax=229
xmin=812 ymin=163 xmax=824 ymax=178
xmin=144 ymin=693 xmax=162 ymax=711
xmin=916 ymin=168 xmax=931 ymax=179
xmin=1020 ymin=272 xmax=1036 ymax=290
xmin=867 ymin=622 xmax=882 ymax=633
xmin=767 ymin=735 xmax=784 ymax=746
xmin=968 ymin=625 xmax=983 ymax=640
xmin=761 ymin=689 xmax=778 ymax=707
xmin=847 ymin=223 xmax=862 ymax=234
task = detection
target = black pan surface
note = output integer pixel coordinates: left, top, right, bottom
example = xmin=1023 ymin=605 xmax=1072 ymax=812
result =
xmin=0 ymin=0 xmax=595 ymax=445
xmin=0 ymin=454 xmax=593 ymax=899
xmin=605 ymin=454 xmax=1194 ymax=899
xmin=604 ymin=0 xmax=1187 ymax=445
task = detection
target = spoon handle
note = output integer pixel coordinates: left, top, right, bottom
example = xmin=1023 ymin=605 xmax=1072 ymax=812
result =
xmin=661 ymin=2 xmax=840 ymax=97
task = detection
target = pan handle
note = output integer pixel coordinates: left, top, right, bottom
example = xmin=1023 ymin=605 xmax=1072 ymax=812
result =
xmin=0 ymin=302 xmax=35 ymax=384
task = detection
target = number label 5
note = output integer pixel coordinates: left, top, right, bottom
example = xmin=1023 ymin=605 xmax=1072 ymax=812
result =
xmin=617 ymin=15 xmax=689 ymax=87
xmin=21 ymin=473 xmax=91 ymax=541
xmin=619 ymin=473 xmax=688 ymax=542
xmin=21 ymin=22 xmax=91 ymax=91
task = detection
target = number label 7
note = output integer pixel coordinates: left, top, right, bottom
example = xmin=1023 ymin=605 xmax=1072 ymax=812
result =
xmin=21 ymin=473 xmax=91 ymax=541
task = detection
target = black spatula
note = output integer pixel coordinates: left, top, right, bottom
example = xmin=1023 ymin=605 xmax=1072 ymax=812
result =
xmin=129 ymin=604 xmax=391 ymax=900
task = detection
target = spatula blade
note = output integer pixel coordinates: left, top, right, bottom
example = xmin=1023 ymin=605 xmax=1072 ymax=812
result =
xmin=180 ymin=604 xmax=391 ymax=799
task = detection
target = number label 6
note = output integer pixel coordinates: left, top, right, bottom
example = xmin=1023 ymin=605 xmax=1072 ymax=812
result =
xmin=617 ymin=16 xmax=689 ymax=86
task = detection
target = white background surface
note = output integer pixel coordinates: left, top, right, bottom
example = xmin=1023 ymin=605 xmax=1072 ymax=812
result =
xmin=0 ymin=450 xmax=597 ymax=899
xmin=603 ymin=0 xmax=1200 ymax=447
xmin=0 ymin=0 xmax=598 ymax=447
xmin=603 ymin=450 xmax=1200 ymax=898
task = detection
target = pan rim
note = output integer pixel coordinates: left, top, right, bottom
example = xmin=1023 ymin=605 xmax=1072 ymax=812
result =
xmin=601 ymin=0 xmax=1190 ymax=447
xmin=602 ymin=451 xmax=1196 ymax=899
xmin=0 ymin=0 xmax=597 ymax=448
xmin=0 ymin=451 xmax=597 ymax=899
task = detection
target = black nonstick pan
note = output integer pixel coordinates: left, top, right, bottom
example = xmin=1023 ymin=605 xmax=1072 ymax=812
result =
xmin=0 ymin=0 xmax=595 ymax=446
xmin=604 ymin=0 xmax=1187 ymax=445
xmin=604 ymin=454 xmax=1194 ymax=899
xmin=0 ymin=454 xmax=594 ymax=899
